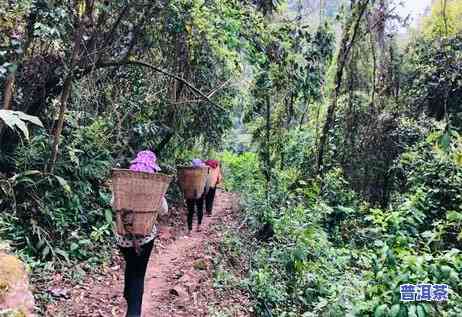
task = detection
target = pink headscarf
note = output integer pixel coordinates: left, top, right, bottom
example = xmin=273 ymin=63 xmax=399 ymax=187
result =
xmin=129 ymin=150 xmax=161 ymax=173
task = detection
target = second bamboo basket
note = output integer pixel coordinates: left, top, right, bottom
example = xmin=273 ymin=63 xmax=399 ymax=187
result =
xmin=177 ymin=166 xmax=209 ymax=199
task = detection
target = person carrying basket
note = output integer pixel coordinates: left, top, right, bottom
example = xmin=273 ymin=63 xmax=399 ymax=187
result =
xmin=112 ymin=150 xmax=170 ymax=317
xmin=185 ymin=159 xmax=207 ymax=233
xmin=203 ymin=159 xmax=222 ymax=216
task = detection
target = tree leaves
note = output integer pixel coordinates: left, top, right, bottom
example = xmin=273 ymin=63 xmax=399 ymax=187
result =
xmin=0 ymin=110 xmax=43 ymax=140
xmin=255 ymin=0 xmax=284 ymax=16
xmin=53 ymin=175 xmax=71 ymax=194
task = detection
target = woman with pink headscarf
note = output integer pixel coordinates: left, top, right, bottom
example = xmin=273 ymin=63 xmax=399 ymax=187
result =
xmin=116 ymin=150 xmax=166 ymax=317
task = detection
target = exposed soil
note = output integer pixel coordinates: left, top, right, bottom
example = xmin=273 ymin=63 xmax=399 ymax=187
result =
xmin=44 ymin=191 xmax=251 ymax=317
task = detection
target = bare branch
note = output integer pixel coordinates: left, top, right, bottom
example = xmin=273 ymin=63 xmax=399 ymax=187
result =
xmin=93 ymin=60 xmax=227 ymax=112
xmin=207 ymin=79 xmax=233 ymax=98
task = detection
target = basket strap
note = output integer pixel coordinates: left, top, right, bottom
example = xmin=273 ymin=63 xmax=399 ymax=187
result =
xmin=119 ymin=208 xmax=135 ymax=235
xmin=117 ymin=209 xmax=144 ymax=255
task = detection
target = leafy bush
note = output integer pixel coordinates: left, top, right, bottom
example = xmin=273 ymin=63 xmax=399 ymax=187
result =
xmin=220 ymin=151 xmax=264 ymax=194
xmin=392 ymin=132 xmax=462 ymax=249
xmin=0 ymin=117 xmax=114 ymax=265
xmin=403 ymin=35 xmax=462 ymax=125
xmin=216 ymin=150 xmax=462 ymax=316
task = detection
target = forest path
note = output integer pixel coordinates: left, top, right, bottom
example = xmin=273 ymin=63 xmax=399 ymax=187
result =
xmin=142 ymin=191 xmax=238 ymax=317
xmin=45 ymin=191 xmax=249 ymax=317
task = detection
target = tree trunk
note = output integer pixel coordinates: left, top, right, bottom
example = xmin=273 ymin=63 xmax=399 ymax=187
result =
xmin=316 ymin=0 xmax=369 ymax=175
xmin=265 ymin=93 xmax=271 ymax=196
xmin=0 ymin=9 xmax=36 ymax=129
xmin=46 ymin=18 xmax=83 ymax=173
xmin=47 ymin=75 xmax=74 ymax=173
xmin=0 ymin=74 xmax=16 ymax=134
xmin=442 ymin=0 xmax=448 ymax=36
xmin=375 ymin=0 xmax=388 ymax=110
xmin=2 ymin=74 xmax=15 ymax=111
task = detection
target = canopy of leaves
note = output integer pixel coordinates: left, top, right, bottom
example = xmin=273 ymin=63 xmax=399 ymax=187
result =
xmin=423 ymin=0 xmax=462 ymax=38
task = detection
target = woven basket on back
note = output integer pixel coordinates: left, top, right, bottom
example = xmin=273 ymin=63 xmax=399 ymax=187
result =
xmin=177 ymin=166 xmax=209 ymax=199
xmin=112 ymin=169 xmax=172 ymax=236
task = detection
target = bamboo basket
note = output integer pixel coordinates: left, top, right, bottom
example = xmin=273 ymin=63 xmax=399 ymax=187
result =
xmin=112 ymin=169 xmax=172 ymax=236
xmin=177 ymin=166 xmax=209 ymax=199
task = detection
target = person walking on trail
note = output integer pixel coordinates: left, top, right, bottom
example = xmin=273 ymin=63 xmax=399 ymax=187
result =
xmin=115 ymin=150 xmax=168 ymax=317
xmin=204 ymin=159 xmax=222 ymax=217
xmin=185 ymin=158 xmax=207 ymax=234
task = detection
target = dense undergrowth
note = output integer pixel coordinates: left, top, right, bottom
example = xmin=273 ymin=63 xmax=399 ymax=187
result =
xmin=0 ymin=117 xmax=209 ymax=312
xmin=216 ymin=124 xmax=462 ymax=316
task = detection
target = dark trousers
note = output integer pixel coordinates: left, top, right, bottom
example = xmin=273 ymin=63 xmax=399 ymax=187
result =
xmin=119 ymin=240 xmax=154 ymax=317
xmin=186 ymin=194 xmax=204 ymax=231
xmin=205 ymin=187 xmax=217 ymax=215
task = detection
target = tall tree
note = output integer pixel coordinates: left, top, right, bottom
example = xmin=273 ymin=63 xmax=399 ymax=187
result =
xmin=316 ymin=0 xmax=370 ymax=175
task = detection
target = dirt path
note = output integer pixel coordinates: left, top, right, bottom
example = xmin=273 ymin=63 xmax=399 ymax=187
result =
xmin=142 ymin=191 xmax=237 ymax=316
xmin=44 ymin=191 xmax=250 ymax=317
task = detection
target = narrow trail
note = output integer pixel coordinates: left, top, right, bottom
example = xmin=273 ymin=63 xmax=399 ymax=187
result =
xmin=143 ymin=191 xmax=236 ymax=316
xmin=45 ymin=191 xmax=250 ymax=317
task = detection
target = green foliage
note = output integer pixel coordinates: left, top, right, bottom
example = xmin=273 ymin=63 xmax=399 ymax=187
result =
xmin=255 ymin=0 xmax=285 ymax=16
xmin=216 ymin=147 xmax=462 ymax=316
xmin=423 ymin=0 xmax=462 ymax=38
xmin=362 ymin=246 xmax=462 ymax=317
xmin=279 ymin=126 xmax=317 ymax=177
xmin=0 ymin=117 xmax=114 ymax=265
xmin=1 ymin=0 xmax=249 ymax=270
xmin=215 ymin=4 xmax=462 ymax=317
xmin=243 ymin=19 xmax=334 ymax=178
xmin=390 ymin=130 xmax=462 ymax=250
xmin=403 ymin=35 xmax=462 ymax=125
xmin=219 ymin=151 xmax=263 ymax=193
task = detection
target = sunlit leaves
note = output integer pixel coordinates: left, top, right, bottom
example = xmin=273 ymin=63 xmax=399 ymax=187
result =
xmin=0 ymin=110 xmax=43 ymax=140
xmin=423 ymin=0 xmax=462 ymax=38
